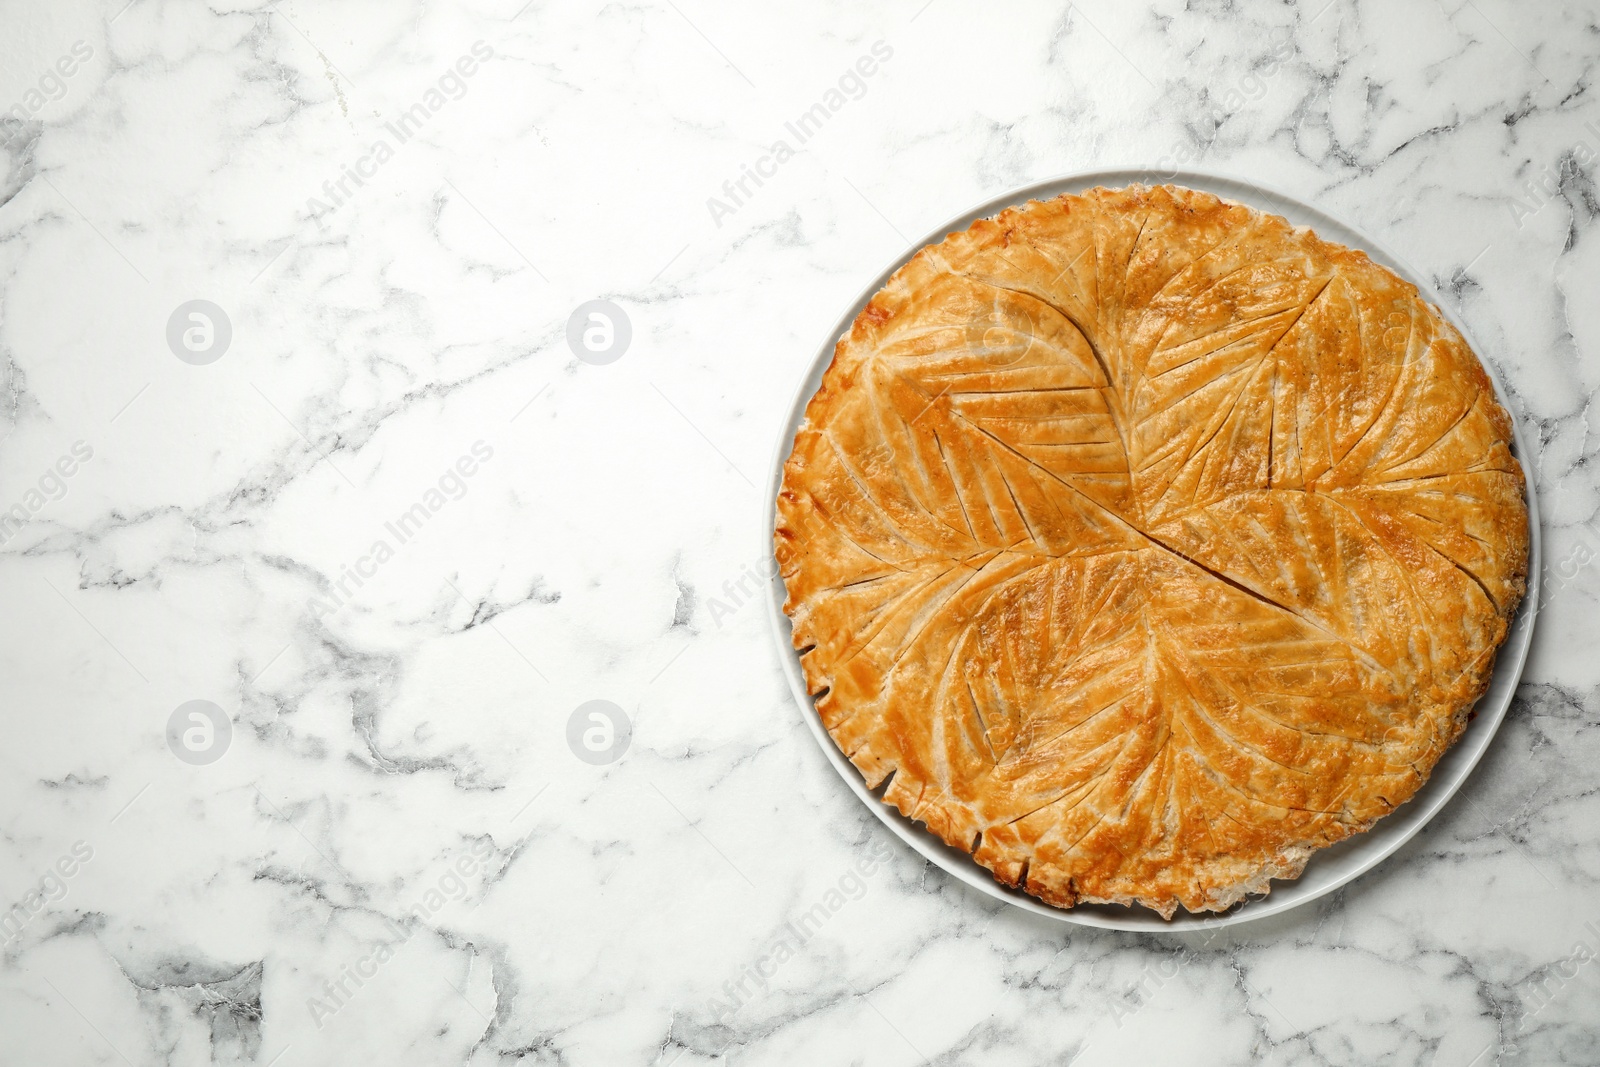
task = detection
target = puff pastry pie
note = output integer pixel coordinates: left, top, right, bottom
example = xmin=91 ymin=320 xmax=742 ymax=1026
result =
xmin=776 ymin=185 xmax=1528 ymax=918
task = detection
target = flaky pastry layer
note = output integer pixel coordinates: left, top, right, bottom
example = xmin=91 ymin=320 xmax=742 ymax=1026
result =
xmin=777 ymin=185 xmax=1528 ymax=919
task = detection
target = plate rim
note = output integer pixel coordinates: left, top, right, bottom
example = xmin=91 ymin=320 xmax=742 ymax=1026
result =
xmin=761 ymin=165 xmax=1543 ymax=932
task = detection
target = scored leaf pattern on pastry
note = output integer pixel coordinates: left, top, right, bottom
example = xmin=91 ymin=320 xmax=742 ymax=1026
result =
xmin=776 ymin=185 xmax=1528 ymax=918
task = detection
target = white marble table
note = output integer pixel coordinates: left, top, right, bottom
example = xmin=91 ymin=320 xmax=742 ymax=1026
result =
xmin=1 ymin=1 xmax=1597 ymax=1063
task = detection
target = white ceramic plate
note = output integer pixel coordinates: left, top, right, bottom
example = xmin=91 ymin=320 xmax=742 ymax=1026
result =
xmin=763 ymin=167 xmax=1541 ymax=931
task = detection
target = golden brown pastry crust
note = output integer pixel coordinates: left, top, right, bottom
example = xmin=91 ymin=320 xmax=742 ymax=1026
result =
xmin=776 ymin=184 xmax=1528 ymax=919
